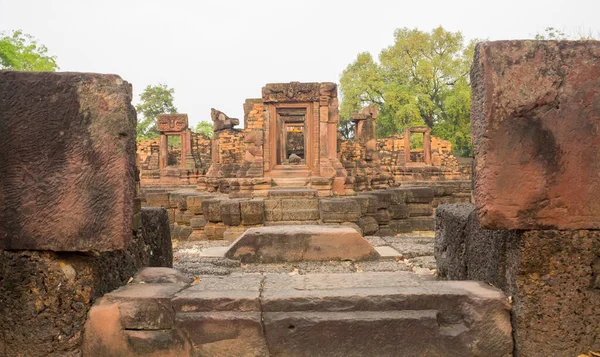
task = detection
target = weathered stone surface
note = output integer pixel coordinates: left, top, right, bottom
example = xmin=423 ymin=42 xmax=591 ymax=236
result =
xmin=267 ymin=188 xmax=318 ymax=198
xmin=261 ymin=273 xmax=512 ymax=357
xmin=264 ymin=198 xmax=319 ymax=221
xmin=436 ymin=204 xmax=600 ymax=355
xmin=221 ymin=199 xmax=242 ymax=226
xmin=319 ymin=198 xmax=361 ymax=223
xmin=507 ymin=230 xmax=600 ymax=356
xmin=471 ymin=40 xmax=600 ymax=230
xmin=176 ymin=312 xmax=268 ymax=357
xmin=225 ymin=226 xmax=379 ymax=263
xmin=204 ymin=222 xmax=227 ymax=240
xmin=133 ymin=267 xmax=192 ymax=285
xmin=186 ymin=194 xmax=217 ymax=215
xmin=408 ymin=203 xmax=433 ymax=217
xmin=434 ymin=204 xmax=475 ymax=280
xmin=145 ymin=192 xmax=170 ymax=208
xmin=190 ymin=217 xmax=208 ymax=230
xmin=104 ymin=283 xmax=186 ymax=330
xmin=172 ymin=275 xmax=263 ymax=312
xmin=389 ymin=203 xmax=409 ymax=219
xmin=202 ymin=199 xmax=222 ymax=222
xmin=139 ymin=207 xmax=173 ymax=267
xmin=83 ymin=301 xmax=192 ymax=357
xmin=0 ymin=71 xmax=136 ymax=251
xmin=357 ymin=216 xmax=379 ymax=236
xmin=374 ymin=209 xmax=391 ymax=224
xmin=240 ymin=199 xmax=265 ymax=225
xmin=0 ymin=224 xmax=173 ymax=357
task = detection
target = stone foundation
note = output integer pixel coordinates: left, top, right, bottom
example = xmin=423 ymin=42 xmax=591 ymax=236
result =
xmin=142 ymin=183 xmax=472 ymax=241
xmin=435 ymin=204 xmax=600 ymax=356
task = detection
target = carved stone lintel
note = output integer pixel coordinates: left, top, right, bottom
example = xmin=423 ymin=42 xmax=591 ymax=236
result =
xmin=262 ymin=82 xmax=320 ymax=102
xmin=157 ymin=114 xmax=188 ymax=133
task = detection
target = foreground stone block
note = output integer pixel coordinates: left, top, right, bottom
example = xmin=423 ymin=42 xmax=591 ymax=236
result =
xmin=0 ymin=218 xmax=173 ymax=357
xmin=0 ymin=71 xmax=136 ymax=251
xmin=436 ymin=203 xmax=600 ymax=356
xmin=471 ymin=40 xmax=600 ymax=229
xmin=262 ymin=273 xmax=513 ymax=357
xmin=240 ymin=199 xmax=264 ymax=225
xmin=225 ymin=226 xmax=379 ymax=263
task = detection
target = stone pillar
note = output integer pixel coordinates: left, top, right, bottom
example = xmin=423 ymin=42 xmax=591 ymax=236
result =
xmin=159 ymin=133 xmax=168 ymax=169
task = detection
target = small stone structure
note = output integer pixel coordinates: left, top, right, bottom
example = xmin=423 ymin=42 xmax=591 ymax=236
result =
xmin=0 ymin=71 xmax=172 ymax=356
xmin=435 ymin=40 xmax=600 ymax=356
xmin=140 ymin=114 xmax=212 ymax=185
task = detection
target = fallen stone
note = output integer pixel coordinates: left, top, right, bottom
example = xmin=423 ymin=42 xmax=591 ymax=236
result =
xmin=225 ymin=226 xmax=380 ymax=263
xmin=357 ymin=216 xmax=379 ymax=236
xmin=221 ymin=199 xmax=242 ymax=226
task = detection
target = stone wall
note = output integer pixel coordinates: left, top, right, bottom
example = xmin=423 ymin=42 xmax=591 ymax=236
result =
xmin=142 ymin=182 xmax=472 ymax=241
xmin=435 ymin=40 xmax=600 ymax=357
xmin=0 ymin=72 xmax=173 ymax=357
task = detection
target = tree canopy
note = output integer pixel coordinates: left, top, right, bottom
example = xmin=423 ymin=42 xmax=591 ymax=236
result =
xmin=339 ymin=26 xmax=475 ymax=156
xmin=0 ymin=30 xmax=58 ymax=71
xmin=194 ymin=121 xmax=213 ymax=138
xmin=136 ymin=84 xmax=177 ymax=141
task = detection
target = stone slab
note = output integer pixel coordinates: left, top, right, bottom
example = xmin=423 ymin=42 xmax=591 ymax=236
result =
xmin=172 ymin=275 xmax=263 ymax=312
xmin=0 ymin=71 xmax=136 ymax=251
xmin=471 ymin=40 xmax=600 ymax=229
xmin=224 ymin=226 xmax=380 ymax=263
xmin=199 ymin=246 xmax=228 ymax=258
xmin=374 ymin=246 xmax=402 ymax=259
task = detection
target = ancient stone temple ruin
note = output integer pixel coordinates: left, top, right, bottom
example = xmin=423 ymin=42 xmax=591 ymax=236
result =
xmin=1 ymin=39 xmax=598 ymax=357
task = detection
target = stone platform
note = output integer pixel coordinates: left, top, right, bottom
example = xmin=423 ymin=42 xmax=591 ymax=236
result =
xmin=83 ymin=268 xmax=512 ymax=357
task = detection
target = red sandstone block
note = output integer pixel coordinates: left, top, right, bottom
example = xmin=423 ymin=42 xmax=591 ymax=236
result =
xmin=471 ymin=41 xmax=600 ymax=229
xmin=0 ymin=71 xmax=136 ymax=251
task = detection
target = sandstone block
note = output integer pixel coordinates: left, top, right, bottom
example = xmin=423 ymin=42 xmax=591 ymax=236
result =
xmin=172 ymin=275 xmax=263 ymax=312
xmin=0 ymin=71 xmax=136 ymax=251
xmin=202 ymin=199 xmax=223 ymax=222
xmin=225 ymin=226 xmax=379 ymax=263
xmin=357 ymin=216 xmax=379 ymax=236
xmin=133 ymin=267 xmax=192 ymax=285
xmin=104 ymin=283 xmax=186 ymax=330
xmin=145 ymin=192 xmax=170 ymax=208
xmin=240 ymin=199 xmax=265 ymax=225
xmin=471 ymin=40 xmax=600 ymax=229
xmin=139 ymin=207 xmax=173 ymax=267
xmin=389 ymin=203 xmax=409 ymax=219
xmin=374 ymin=209 xmax=391 ymax=224
xmin=186 ymin=194 xmax=217 ymax=215
xmin=319 ymin=198 xmax=361 ymax=223
xmin=176 ymin=312 xmax=269 ymax=357
xmin=221 ymin=200 xmax=242 ymax=226
xmin=190 ymin=217 xmax=208 ymax=230
xmin=408 ymin=203 xmax=433 ymax=217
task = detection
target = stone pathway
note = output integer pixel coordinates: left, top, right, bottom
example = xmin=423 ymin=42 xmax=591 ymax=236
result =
xmin=173 ymin=232 xmax=436 ymax=278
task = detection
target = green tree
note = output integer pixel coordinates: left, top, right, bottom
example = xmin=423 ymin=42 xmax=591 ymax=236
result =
xmin=194 ymin=121 xmax=213 ymax=138
xmin=0 ymin=30 xmax=58 ymax=71
xmin=534 ymin=27 xmax=567 ymax=40
xmin=339 ymin=26 xmax=475 ymax=156
xmin=135 ymin=84 xmax=177 ymax=141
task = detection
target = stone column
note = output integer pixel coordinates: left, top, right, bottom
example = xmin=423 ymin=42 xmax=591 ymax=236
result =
xmin=159 ymin=133 xmax=168 ymax=169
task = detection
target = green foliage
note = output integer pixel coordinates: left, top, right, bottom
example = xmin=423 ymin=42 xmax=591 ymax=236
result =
xmin=339 ymin=26 xmax=475 ymax=156
xmin=535 ymin=27 xmax=567 ymax=40
xmin=135 ymin=84 xmax=177 ymax=141
xmin=0 ymin=30 xmax=58 ymax=71
xmin=194 ymin=121 xmax=214 ymax=138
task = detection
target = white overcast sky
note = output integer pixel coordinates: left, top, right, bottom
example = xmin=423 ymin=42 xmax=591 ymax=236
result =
xmin=1 ymin=0 xmax=599 ymax=127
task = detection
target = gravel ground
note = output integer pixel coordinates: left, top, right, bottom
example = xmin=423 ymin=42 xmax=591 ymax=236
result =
xmin=172 ymin=233 xmax=436 ymax=278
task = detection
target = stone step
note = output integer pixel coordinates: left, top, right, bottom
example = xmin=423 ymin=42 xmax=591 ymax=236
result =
xmin=84 ymin=269 xmax=513 ymax=357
